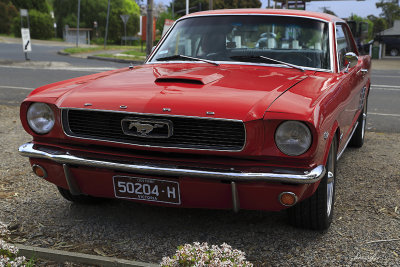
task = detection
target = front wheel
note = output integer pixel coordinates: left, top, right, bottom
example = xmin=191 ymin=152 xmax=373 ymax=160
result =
xmin=287 ymin=137 xmax=337 ymax=230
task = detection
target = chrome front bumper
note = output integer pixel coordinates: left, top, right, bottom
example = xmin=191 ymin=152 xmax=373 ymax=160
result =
xmin=19 ymin=142 xmax=325 ymax=184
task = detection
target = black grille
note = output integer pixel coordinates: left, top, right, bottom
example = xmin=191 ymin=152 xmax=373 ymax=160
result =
xmin=62 ymin=109 xmax=246 ymax=151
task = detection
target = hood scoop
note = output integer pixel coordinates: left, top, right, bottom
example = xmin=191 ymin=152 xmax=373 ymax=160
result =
xmin=155 ymin=77 xmax=204 ymax=85
xmin=155 ymin=71 xmax=224 ymax=85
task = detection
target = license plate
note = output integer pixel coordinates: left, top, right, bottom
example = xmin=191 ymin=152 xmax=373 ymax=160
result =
xmin=113 ymin=175 xmax=181 ymax=205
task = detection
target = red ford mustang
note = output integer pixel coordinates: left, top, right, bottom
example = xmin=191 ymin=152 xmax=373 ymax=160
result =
xmin=19 ymin=9 xmax=371 ymax=230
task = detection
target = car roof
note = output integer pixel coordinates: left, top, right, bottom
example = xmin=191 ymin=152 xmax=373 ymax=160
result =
xmin=182 ymin=8 xmax=344 ymax=23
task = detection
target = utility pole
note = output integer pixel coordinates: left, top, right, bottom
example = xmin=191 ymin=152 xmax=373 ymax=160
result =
xmin=104 ymin=0 xmax=111 ymax=48
xmin=209 ymin=0 xmax=212 ymax=10
xmin=146 ymin=0 xmax=153 ymax=55
xmin=186 ymin=0 xmax=189 ymax=14
xmin=76 ymin=0 xmax=80 ymax=47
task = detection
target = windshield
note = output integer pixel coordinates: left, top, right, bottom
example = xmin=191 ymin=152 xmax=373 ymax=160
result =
xmin=150 ymin=15 xmax=331 ymax=70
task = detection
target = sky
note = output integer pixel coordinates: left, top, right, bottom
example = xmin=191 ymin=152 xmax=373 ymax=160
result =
xmin=154 ymin=0 xmax=382 ymax=19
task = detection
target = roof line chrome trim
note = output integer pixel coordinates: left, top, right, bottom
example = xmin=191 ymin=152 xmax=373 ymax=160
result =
xmin=176 ymin=13 xmax=331 ymax=24
xmin=61 ymin=108 xmax=247 ymax=152
xmin=19 ymin=142 xmax=326 ymax=184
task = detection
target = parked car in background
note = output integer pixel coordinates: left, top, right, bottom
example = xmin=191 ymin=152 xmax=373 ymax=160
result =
xmin=19 ymin=9 xmax=371 ymax=230
xmin=378 ymin=36 xmax=400 ymax=56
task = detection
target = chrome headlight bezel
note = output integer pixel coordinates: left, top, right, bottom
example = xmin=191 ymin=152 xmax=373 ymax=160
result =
xmin=274 ymin=121 xmax=312 ymax=156
xmin=27 ymin=102 xmax=55 ymax=135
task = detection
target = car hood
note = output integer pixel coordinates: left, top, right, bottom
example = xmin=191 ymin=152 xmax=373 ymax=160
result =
xmin=56 ymin=63 xmax=309 ymax=121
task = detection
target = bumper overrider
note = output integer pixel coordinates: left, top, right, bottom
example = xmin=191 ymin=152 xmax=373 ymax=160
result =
xmin=19 ymin=142 xmax=326 ymax=211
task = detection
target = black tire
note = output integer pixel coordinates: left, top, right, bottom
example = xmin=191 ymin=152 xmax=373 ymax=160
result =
xmin=349 ymin=99 xmax=367 ymax=148
xmin=288 ymin=137 xmax=337 ymax=230
xmin=57 ymin=186 xmax=103 ymax=204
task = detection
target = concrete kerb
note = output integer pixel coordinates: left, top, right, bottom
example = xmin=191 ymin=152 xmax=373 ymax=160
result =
xmin=15 ymin=244 xmax=158 ymax=267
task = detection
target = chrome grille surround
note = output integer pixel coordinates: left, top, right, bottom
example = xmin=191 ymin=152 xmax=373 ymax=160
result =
xmin=61 ymin=108 xmax=246 ymax=152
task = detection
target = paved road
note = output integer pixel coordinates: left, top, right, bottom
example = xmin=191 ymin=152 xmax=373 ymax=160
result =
xmin=0 ymin=42 xmax=128 ymax=68
xmin=0 ymin=41 xmax=399 ymax=133
xmin=369 ymin=68 xmax=400 ymax=133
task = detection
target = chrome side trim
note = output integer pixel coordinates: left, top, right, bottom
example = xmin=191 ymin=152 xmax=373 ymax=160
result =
xmin=337 ymin=121 xmax=359 ymax=160
xmin=19 ymin=142 xmax=326 ymax=184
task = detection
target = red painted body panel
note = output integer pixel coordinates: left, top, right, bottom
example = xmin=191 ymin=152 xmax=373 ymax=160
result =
xmin=19 ymin=9 xmax=371 ymax=212
xmin=56 ymin=64 xmax=308 ymax=121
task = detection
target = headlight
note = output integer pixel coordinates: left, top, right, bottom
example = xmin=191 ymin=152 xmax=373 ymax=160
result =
xmin=275 ymin=121 xmax=312 ymax=156
xmin=27 ymin=103 xmax=55 ymax=134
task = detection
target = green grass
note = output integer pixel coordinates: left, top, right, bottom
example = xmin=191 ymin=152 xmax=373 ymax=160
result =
xmin=95 ymin=53 xmax=146 ymax=61
xmin=0 ymin=33 xmax=15 ymax=38
xmin=63 ymin=45 xmax=142 ymax=54
xmin=62 ymin=45 xmax=146 ymax=61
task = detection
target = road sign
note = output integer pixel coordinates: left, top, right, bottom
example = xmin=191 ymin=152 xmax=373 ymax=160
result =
xmin=21 ymin=28 xmax=32 ymax=52
xmin=120 ymin=14 xmax=130 ymax=24
xmin=120 ymin=15 xmax=130 ymax=45
xmin=20 ymin=9 xmax=28 ymax=16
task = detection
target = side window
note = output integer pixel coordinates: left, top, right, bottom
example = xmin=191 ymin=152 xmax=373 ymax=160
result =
xmin=336 ymin=24 xmax=354 ymax=70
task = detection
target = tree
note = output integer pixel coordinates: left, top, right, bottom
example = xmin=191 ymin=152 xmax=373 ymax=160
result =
xmin=156 ymin=10 xmax=174 ymax=38
xmin=0 ymin=0 xmax=18 ymax=34
xmin=214 ymin=0 xmax=261 ymax=9
xmin=11 ymin=8 xmax=54 ymax=39
xmin=167 ymin=0 xmax=261 ymax=18
xmin=376 ymin=0 xmax=400 ymax=27
xmin=169 ymin=0 xmax=208 ymax=16
xmin=53 ymin=0 xmax=140 ymax=44
xmin=10 ymin=0 xmax=50 ymax=13
xmin=321 ymin=7 xmax=337 ymax=17
xmin=367 ymin=15 xmax=388 ymax=37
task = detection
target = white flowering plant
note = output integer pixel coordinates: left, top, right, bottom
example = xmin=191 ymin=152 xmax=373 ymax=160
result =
xmin=0 ymin=222 xmax=29 ymax=267
xmin=160 ymin=242 xmax=253 ymax=267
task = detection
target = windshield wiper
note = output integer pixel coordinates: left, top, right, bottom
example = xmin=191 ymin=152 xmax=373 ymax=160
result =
xmin=156 ymin=54 xmax=219 ymax=66
xmin=230 ymin=55 xmax=304 ymax=72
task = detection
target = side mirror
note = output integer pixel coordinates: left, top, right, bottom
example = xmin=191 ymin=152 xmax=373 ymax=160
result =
xmin=344 ymin=52 xmax=358 ymax=72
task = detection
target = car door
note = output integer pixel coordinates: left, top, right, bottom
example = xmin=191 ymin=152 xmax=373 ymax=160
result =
xmin=335 ymin=23 xmax=364 ymax=149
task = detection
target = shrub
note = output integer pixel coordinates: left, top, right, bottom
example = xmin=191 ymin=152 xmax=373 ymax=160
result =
xmin=12 ymin=9 xmax=54 ymax=39
xmin=0 ymin=222 xmax=28 ymax=266
xmin=160 ymin=242 xmax=253 ymax=267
